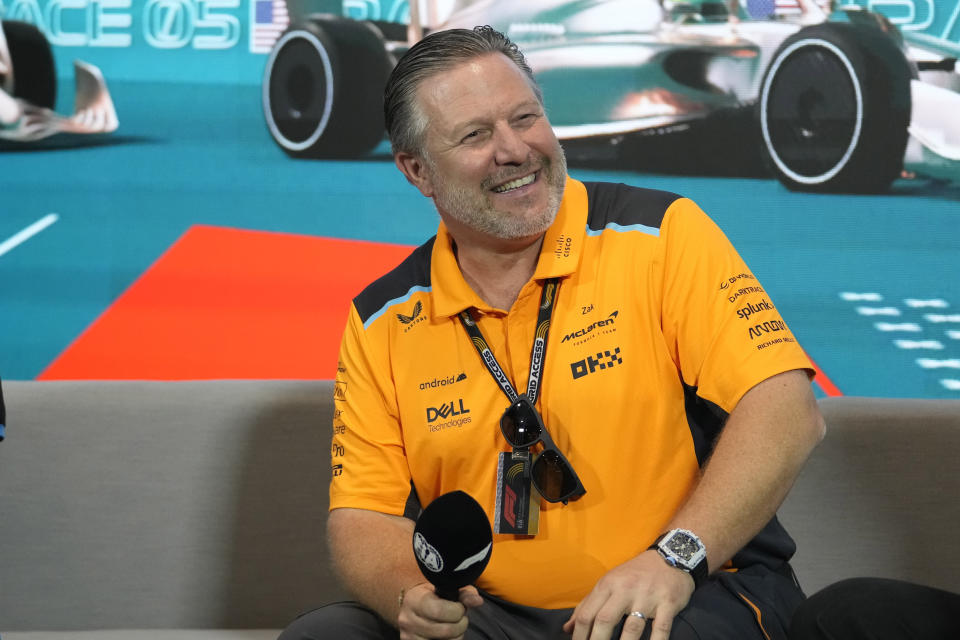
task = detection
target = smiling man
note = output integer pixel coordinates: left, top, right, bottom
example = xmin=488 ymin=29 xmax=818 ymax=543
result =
xmin=279 ymin=25 xmax=824 ymax=640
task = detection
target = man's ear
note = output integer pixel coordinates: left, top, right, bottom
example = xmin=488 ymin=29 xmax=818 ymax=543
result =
xmin=394 ymin=151 xmax=435 ymax=198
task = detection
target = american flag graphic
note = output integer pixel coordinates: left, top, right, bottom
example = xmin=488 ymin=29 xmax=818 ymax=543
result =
xmin=250 ymin=0 xmax=290 ymax=53
xmin=746 ymin=0 xmax=830 ymax=18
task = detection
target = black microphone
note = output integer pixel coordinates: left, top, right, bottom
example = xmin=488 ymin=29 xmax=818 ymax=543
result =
xmin=412 ymin=490 xmax=493 ymax=600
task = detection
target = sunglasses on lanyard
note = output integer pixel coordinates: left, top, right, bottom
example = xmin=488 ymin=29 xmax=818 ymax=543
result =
xmin=500 ymin=394 xmax=586 ymax=504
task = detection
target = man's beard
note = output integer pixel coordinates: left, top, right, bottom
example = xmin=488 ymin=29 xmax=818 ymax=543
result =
xmin=426 ymin=144 xmax=568 ymax=241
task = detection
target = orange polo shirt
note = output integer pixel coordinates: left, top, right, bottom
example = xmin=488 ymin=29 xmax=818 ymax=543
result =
xmin=330 ymin=177 xmax=812 ymax=608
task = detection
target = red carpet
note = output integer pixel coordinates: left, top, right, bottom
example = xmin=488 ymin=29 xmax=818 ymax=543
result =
xmin=39 ymin=225 xmax=415 ymax=380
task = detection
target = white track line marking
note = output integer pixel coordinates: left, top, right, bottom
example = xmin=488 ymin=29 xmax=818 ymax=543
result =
xmin=917 ymin=358 xmax=960 ymax=369
xmin=894 ymin=340 xmax=944 ymax=350
xmin=925 ymin=314 xmax=960 ymax=323
xmin=905 ymin=299 xmax=949 ymax=308
xmin=942 ymin=379 xmax=960 ymax=391
xmin=840 ymin=292 xmax=882 ymax=301
xmin=0 ymin=214 xmax=59 ymax=258
xmin=856 ymin=306 xmax=901 ymax=316
xmin=947 ymin=330 xmax=960 ymax=340
xmin=875 ymin=322 xmax=922 ymax=332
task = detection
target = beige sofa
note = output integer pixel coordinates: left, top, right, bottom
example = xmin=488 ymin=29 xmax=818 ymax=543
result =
xmin=1 ymin=380 xmax=958 ymax=639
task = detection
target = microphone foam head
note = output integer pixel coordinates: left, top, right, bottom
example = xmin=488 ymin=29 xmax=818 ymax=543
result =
xmin=413 ymin=490 xmax=493 ymax=596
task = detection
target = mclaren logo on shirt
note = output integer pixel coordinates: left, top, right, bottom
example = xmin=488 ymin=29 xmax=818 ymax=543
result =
xmin=561 ymin=311 xmax=619 ymax=344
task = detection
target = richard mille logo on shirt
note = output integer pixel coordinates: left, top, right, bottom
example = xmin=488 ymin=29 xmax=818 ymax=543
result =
xmin=397 ymin=301 xmax=426 ymax=332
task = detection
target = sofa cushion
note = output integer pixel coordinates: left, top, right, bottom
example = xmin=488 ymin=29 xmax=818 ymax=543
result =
xmin=0 ymin=380 xmax=344 ymax=632
xmin=780 ymin=396 xmax=960 ymax=595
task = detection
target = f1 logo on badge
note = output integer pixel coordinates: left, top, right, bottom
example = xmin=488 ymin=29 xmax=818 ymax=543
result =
xmin=570 ymin=347 xmax=623 ymax=379
xmin=502 ymin=484 xmax=517 ymax=528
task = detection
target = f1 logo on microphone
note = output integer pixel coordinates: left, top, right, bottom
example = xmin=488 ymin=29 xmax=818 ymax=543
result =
xmin=413 ymin=532 xmax=443 ymax=573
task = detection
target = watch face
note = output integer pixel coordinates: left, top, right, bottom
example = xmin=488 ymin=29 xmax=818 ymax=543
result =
xmin=660 ymin=529 xmax=706 ymax=570
xmin=666 ymin=532 xmax=699 ymax=561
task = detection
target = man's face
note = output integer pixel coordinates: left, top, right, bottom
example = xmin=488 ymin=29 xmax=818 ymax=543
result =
xmin=400 ymin=52 xmax=567 ymax=242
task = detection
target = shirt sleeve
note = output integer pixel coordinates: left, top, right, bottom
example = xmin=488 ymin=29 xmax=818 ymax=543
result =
xmin=329 ymin=303 xmax=413 ymax=516
xmin=658 ymin=198 xmax=813 ymax=412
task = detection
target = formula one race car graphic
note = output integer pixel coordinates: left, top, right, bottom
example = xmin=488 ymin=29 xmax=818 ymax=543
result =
xmin=262 ymin=0 xmax=960 ymax=192
xmin=1 ymin=20 xmax=118 ymax=143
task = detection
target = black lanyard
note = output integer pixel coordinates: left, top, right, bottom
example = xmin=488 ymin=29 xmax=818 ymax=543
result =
xmin=458 ymin=278 xmax=560 ymax=406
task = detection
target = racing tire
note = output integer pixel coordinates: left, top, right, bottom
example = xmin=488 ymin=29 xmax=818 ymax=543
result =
xmin=1 ymin=20 xmax=57 ymax=109
xmin=758 ymin=22 xmax=912 ymax=193
xmin=262 ymin=17 xmax=392 ymax=158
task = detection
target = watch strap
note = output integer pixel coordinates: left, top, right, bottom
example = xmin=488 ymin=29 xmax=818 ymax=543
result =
xmin=687 ymin=555 xmax=708 ymax=589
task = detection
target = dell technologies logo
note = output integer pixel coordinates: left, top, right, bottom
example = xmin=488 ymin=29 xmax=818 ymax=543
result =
xmin=427 ymin=399 xmax=472 ymax=432
xmin=427 ymin=400 xmax=470 ymax=423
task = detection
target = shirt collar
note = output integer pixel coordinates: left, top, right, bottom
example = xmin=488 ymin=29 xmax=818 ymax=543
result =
xmin=430 ymin=176 xmax=588 ymax=319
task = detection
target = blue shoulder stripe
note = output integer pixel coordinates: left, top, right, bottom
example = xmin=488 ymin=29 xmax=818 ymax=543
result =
xmin=363 ymin=285 xmax=432 ymax=330
xmin=585 ymin=222 xmax=660 ymax=237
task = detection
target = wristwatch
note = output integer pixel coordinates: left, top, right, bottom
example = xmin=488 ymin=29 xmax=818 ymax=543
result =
xmin=649 ymin=528 xmax=708 ymax=589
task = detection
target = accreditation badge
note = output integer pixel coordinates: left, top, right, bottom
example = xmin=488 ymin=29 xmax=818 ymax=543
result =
xmin=493 ymin=451 xmax=540 ymax=535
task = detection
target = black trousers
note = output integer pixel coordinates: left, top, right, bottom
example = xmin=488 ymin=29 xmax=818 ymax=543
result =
xmin=789 ymin=577 xmax=960 ymax=640
xmin=278 ymin=564 xmax=804 ymax=640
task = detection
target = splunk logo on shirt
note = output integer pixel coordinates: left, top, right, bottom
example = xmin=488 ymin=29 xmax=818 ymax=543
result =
xmin=426 ymin=399 xmax=472 ymax=431
xmin=736 ymin=298 xmax=774 ymax=321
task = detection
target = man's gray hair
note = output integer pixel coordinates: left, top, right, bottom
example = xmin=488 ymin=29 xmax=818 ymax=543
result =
xmin=383 ymin=25 xmax=542 ymax=156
